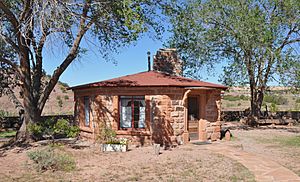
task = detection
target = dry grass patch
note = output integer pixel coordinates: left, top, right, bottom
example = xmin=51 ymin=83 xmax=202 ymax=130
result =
xmin=231 ymin=129 xmax=300 ymax=176
xmin=0 ymin=143 xmax=255 ymax=181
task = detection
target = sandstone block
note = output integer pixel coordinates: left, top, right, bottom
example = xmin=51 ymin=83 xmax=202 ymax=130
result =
xmin=213 ymin=126 xmax=221 ymax=133
xmin=199 ymin=132 xmax=207 ymax=141
xmin=178 ymin=123 xmax=184 ymax=129
xmin=171 ymin=100 xmax=179 ymax=105
xmin=199 ymin=120 xmax=207 ymax=132
xmin=211 ymin=132 xmax=219 ymax=141
xmin=175 ymin=106 xmax=184 ymax=111
xmin=171 ymin=111 xmax=179 ymax=117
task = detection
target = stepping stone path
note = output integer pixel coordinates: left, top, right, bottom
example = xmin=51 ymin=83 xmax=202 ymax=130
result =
xmin=205 ymin=143 xmax=300 ymax=182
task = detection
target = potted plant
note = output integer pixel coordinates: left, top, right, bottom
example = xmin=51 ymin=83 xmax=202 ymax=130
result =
xmin=101 ymin=137 xmax=129 ymax=152
xmin=98 ymin=124 xmax=129 ymax=152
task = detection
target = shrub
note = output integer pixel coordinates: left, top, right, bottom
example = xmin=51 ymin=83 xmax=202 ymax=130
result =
xmin=0 ymin=110 xmax=10 ymax=118
xmin=98 ymin=124 xmax=117 ymax=143
xmin=28 ymin=118 xmax=79 ymax=140
xmin=296 ymin=98 xmax=300 ymax=103
xmin=54 ymin=119 xmax=79 ymax=138
xmin=60 ymin=86 xmax=67 ymax=93
xmin=27 ymin=147 xmax=75 ymax=172
xmin=58 ymin=81 xmax=69 ymax=88
xmin=56 ymin=96 xmax=63 ymax=108
xmin=28 ymin=123 xmax=44 ymax=140
xmin=239 ymin=95 xmax=249 ymax=100
xmin=64 ymin=95 xmax=69 ymax=100
xmin=270 ymin=103 xmax=278 ymax=112
xmin=223 ymin=95 xmax=241 ymax=101
xmin=237 ymin=103 xmax=242 ymax=106
xmin=263 ymin=95 xmax=288 ymax=105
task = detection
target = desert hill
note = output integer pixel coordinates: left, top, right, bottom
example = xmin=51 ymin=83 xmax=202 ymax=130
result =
xmin=222 ymin=86 xmax=300 ymax=111
xmin=0 ymin=81 xmax=74 ymax=116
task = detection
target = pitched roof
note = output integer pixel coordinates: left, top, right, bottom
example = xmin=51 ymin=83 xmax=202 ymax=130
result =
xmin=69 ymin=71 xmax=227 ymax=90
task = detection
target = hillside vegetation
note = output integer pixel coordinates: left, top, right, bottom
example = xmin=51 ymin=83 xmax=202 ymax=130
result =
xmin=222 ymin=87 xmax=300 ymax=112
xmin=0 ymin=81 xmax=73 ymax=116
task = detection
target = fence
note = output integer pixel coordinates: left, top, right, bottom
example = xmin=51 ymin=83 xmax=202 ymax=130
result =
xmin=221 ymin=111 xmax=300 ymax=122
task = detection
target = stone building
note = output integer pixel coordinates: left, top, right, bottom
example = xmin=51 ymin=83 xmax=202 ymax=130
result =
xmin=70 ymin=48 xmax=227 ymax=146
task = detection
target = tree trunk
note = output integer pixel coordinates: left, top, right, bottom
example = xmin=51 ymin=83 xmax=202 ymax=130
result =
xmin=16 ymin=107 xmax=41 ymax=142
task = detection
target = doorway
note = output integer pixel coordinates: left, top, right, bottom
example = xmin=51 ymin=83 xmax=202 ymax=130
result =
xmin=188 ymin=96 xmax=199 ymax=140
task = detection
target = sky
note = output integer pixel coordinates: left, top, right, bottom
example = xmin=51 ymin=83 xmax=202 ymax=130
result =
xmin=43 ymin=34 xmax=223 ymax=87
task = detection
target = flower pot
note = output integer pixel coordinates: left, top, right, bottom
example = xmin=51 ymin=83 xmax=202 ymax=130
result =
xmin=100 ymin=143 xmax=128 ymax=152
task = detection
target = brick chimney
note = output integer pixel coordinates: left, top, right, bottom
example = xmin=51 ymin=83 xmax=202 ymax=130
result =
xmin=153 ymin=48 xmax=183 ymax=76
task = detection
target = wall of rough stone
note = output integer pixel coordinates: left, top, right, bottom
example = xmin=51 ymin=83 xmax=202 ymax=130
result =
xmin=148 ymin=91 xmax=185 ymax=146
xmin=74 ymin=87 xmax=223 ymax=145
xmin=204 ymin=90 xmax=222 ymax=141
xmin=74 ymin=87 xmax=185 ymax=145
xmin=153 ymin=48 xmax=183 ymax=76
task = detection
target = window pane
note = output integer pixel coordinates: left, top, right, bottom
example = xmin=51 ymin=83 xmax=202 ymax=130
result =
xmin=120 ymin=98 xmax=132 ymax=128
xmin=119 ymin=96 xmax=145 ymax=129
xmin=139 ymin=100 xmax=145 ymax=128
xmin=84 ymin=96 xmax=90 ymax=126
xmin=133 ymin=101 xmax=139 ymax=128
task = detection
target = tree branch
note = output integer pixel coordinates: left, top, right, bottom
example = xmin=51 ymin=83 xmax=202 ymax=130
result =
xmin=0 ymin=57 xmax=20 ymax=74
xmin=0 ymin=1 xmax=20 ymax=34
xmin=38 ymin=0 xmax=92 ymax=112
xmin=3 ymin=88 xmax=23 ymax=110
xmin=19 ymin=0 xmax=31 ymax=23
xmin=0 ymin=33 xmax=20 ymax=52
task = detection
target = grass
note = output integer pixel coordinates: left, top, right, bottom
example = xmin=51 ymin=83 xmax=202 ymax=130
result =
xmin=276 ymin=136 xmax=300 ymax=147
xmin=255 ymin=135 xmax=300 ymax=148
xmin=27 ymin=146 xmax=76 ymax=172
xmin=0 ymin=130 xmax=16 ymax=138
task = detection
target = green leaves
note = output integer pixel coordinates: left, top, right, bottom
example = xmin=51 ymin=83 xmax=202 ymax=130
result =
xmin=167 ymin=0 xmax=300 ymax=88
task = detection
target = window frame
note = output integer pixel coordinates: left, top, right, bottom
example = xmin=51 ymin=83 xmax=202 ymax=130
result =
xmin=119 ymin=95 xmax=146 ymax=130
xmin=83 ymin=96 xmax=90 ymax=127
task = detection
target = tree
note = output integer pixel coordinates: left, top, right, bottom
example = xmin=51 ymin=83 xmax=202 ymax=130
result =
xmin=166 ymin=0 xmax=300 ymax=120
xmin=0 ymin=0 xmax=166 ymax=142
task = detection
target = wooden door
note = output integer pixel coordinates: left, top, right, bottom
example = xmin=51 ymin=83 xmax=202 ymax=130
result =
xmin=188 ymin=97 xmax=199 ymax=140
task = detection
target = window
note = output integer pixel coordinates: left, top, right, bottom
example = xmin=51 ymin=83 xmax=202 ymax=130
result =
xmin=84 ymin=96 xmax=90 ymax=126
xmin=120 ymin=96 xmax=145 ymax=129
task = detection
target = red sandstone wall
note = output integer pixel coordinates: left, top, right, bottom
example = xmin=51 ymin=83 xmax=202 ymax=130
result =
xmin=74 ymin=87 xmax=222 ymax=145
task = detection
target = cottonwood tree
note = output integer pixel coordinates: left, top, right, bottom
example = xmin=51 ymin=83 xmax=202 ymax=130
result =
xmin=166 ymin=0 xmax=300 ymax=120
xmin=0 ymin=0 xmax=166 ymax=141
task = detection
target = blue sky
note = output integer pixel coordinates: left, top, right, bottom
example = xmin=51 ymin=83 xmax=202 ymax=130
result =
xmin=43 ymin=34 xmax=223 ymax=87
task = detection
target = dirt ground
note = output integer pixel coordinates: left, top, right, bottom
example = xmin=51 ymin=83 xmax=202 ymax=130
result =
xmin=229 ymin=127 xmax=300 ymax=176
xmin=0 ymin=141 xmax=253 ymax=182
xmin=1 ymin=126 xmax=299 ymax=182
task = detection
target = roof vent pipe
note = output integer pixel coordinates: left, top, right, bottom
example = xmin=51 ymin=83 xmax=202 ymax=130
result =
xmin=147 ymin=50 xmax=151 ymax=71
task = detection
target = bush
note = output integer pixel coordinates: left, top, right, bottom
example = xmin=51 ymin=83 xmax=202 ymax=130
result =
xmin=28 ymin=123 xmax=44 ymax=140
xmin=54 ymin=119 xmax=80 ymax=138
xmin=239 ymin=95 xmax=249 ymax=100
xmin=64 ymin=95 xmax=69 ymax=100
xmin=0 ymin=110 xmax=10 ymax=118
xmin=27 ymin=147 xmax=75 ymax=171
xmin=56 ymin=96 xmax=63 ymax=108
xmin=270 ymin=103 xmax=278 ymax=112
xmin=223 ymin=95 xmax=241 ymax=101
xmin=98 ymin=124 xmax=116 ymax=143
xmin=28 ymin=118 xmax=79 ymax=140
xmin=296 ymin=98 xmax=300 ymax=103
xmin=263 ymin=95 xmax=288 ymax=105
